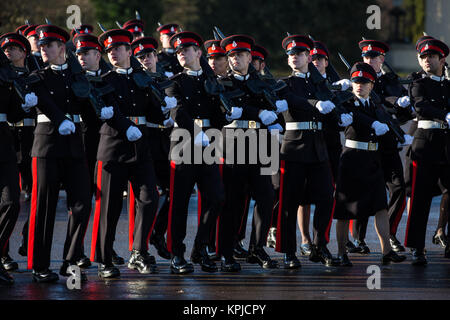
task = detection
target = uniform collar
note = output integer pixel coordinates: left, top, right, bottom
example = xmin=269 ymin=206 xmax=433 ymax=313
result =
xmin=32 ymin=51 xmax=41 ymax=57
xmin=163 ymin=48 xmax=175 ymax=54
xmin=293 ymin=71 xmax=310 ymax=78
xmin=429 ymin=74 xmax=445 ymax=82
xmin=321 ymin=72 xmax=327 ymax=79
xmin=115 ymin=67 xmax=133 ymax=75
xmin=86 ymin=69 xmax=102 ymax=77
xmin=376 ymin=71 xmax=383 ymax=78
xmin=355 ymin=96 xmax=370 ymax=106
xmin=233 ymin=73 xmax=250 ymax=81
xmin=50 ymin=63 xmax=68 ymax=71
xmin=186 ymin=69 xmax=203 ymax=76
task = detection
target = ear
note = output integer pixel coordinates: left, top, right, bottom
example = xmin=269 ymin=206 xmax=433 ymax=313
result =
xmin=324 ymin=59 xmax=329 ymax=67
xmin=307 ymin=54 xmax=312 ymax=63
xmin=261 ymin=61 xmax=266 ymax=69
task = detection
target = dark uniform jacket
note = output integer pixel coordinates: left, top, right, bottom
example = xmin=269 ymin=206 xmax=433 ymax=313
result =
xmin=409 ymin=73 xmax=450 ymax=164
xmin=157 ymin=49 xmax=183 ymax=76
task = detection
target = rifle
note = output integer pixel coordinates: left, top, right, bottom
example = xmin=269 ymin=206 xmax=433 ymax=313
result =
xmin=338 ymin=52 xmax=405 ymax=143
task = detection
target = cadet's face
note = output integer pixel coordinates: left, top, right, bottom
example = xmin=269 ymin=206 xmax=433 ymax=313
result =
xmin=40 ymin=41 xmax=65 ymax=63
xmin=107 ymin=45 xmax=131 ymax=67
xmin=3 ymin=45 xmax=26 ymax=63
xmin=137 ymin=51 xmax=157 ymax=72
xmin=77 ymin=49 xmax=100 ymax=70
xmin=27 ymin=35 xmax=39 ymax=52
xmin=208 ymin=56 xmax=228 ymax=75
xmin=352 ymin=81 xmax=373 ymax=99
xmin=251 ymin=59 xmax=262 ymax=72
xmin=228 ymin=51 xmax=252 ymax=74
xmin=363 ymin=55 xmax=384 ymax=73
xmin=312 ymin=56 xmax=328 ymax=75
xmin=176 ymin=46 xmax=201 ymax=68
xmin=288 ymin=51 xmax=310 ymax=71
xmin=418 ymin=53 xmax=443 ymax=75
xmin=160 ymin=34 xmax=171 ymax=48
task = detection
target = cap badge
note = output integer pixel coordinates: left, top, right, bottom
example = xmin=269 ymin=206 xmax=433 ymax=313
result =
xmin=313 ymin=48 xmax=317 ymax=54
xmin=39 ymin=30 xmax=44 ymax=39
xmin=367 ymin=44 xmax=372 ymax=51
xmin=84 ymin=28 xmax=89 ymax=33
xmin=135 ymin=26 xmax=139 ymax=32
xmin=107 ymin=36 xmax=113 ymax=44
xmin=176 ymin=38 xmax=182 ymax=46
xmin=232 ymin=41 xmax=237 ymax=47
xmin=139 ymin=44 xmax=144 ymax=50
xmin=4 ymin=38 xmax=9 ymax=44
xmin=425 ymin=44 xmax=429 ymax=50
xmin=211 ymin=44 xmax=216 ymax=51
xmin=358 ymin=71 xmax=363 ymax=77
xmin=76 ymin=40 xmax=81 ymax=48
xmin=170 ymin=26 xmax=175 ymax=32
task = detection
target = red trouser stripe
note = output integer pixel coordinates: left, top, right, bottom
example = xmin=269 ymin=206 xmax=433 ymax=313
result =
xmin=166 ymin=161 xmax=176 ymax=253
xmin=19 ymin=173 xmax=22 ymax=191
xmin=325 ymin=197 xmax=336 ymax=243
xmin=275 ymin=160 xmax=285 ymax=252
xmin=128 ymin=183 xmax=135 ymax=251
xmin=90 ymin=161 xmax=103 ymax=262
xmin=404 ymin=161 xmax=418 ymax=246
xmin=27 ymin=158 xmax=38 ymax=269
xmin=391 ymin=196 xmax=407 ymax=236
xmin=349 ymin=220 xmax=354 ymax=237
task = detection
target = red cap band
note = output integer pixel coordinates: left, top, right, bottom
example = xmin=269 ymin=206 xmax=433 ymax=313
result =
xmin=351 ymin=71 xmax=375 ymax=82
xmin=174 ymin=37 xmax=199 ymax=48
xmin=310 ymin=48 xmax=328 ymax=57
xmin=103 ymin=35 xmax=131 ymax=48
xmin=133 ymin=43 xmax=155 ymax=55
xmin=362 ymin=45 xmax=385 ymax=54
xmin=287 ymin=41 xmax=310 ymax=51
xmin=40 ymin=32 xmax=66 ymax=43
xmin=420 ymin=44 xmax=444 ymax=56
xmin=225 ymin=41 xmax=252 ymax=52
xmin=252 ymin=51 xmax=264 ymax=59
xmin=76 ymin=41 xmax=101 ymax=52
xmin=1 ymin=38 xmax=26 ymax=52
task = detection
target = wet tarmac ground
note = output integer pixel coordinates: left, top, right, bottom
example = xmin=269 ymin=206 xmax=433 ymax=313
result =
xmin=1 ymin=191 xmax=450 ymax=300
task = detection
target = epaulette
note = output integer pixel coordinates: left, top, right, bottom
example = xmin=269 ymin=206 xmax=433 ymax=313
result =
xmin=100 ymin=70 xmax=115 ymax=79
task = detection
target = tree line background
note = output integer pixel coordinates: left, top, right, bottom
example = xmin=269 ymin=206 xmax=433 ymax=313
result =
xmin=0 ymin=0 xmax=425 ymax=76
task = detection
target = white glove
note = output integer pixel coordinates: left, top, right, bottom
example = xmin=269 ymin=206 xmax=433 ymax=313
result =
xmin=446 ymin=113 xmax=450 ymax=127
xmin=164 ymin=71 xmax=174 ymax=78
xmin=268 ymin=123 xmax=283 ymax=135
xmin=21 ymin=92 xmax=38 ymax=111
xmin=332 ymin=79 xmax=352 ymax=91
xmin=58 ymin=119 xmax=75 ymax=135
xmin=398 ymin=134 xmax=414 ymax=147
xmin=371 ymin=121 xmax=389 ymax=136
xmin=161 ymin=96 xmax=177 ymax=113
xmin=100 ymin=106 xmax=114 ymax=120
xmin=225 ymin=107 xmax=243 ymax=121
xmin=339 ymin=113 xmax=353 ymax=127
xmin=396 ymin=96 xmax=410 ymax=108
xmin=194 ymin=131 xmax=209 ymax=147
xmin=163 ymin=117 xmax=174 ymax=127
xmin=315 ymin=100 xmax=336 ymax=114
xmin=275 ymin=99 xmax=288 ymax=113
xmin=126 ymin=126 xmax=142 ymax=142
xmin=258 ymin=110 xmax=277 ymax=125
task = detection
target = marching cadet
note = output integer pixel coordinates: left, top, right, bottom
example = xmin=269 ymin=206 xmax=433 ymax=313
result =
xmin=131 ymin=36 xmax=177 ymax=260
xmin=90 ymin=29 xmax=161 ymax=278
xmin=334 ymin=62 xmax=407 ymax=266
xmin=404 ymin=38 xmax=450 ymax=264
xmin=67 ymin=24 xmax=94 ymax=53
xmin=123 ymin=19 xmax=145 ymax=40
xmin=156 ymin=23 xmax=183 ymax=77
xmin=275 ymin=35 xmax=350 ymax=268
xmin=0 ymin=32 xmax=35 ymax=271
xmin=24 ymin=24 xmax=98 ymax=282
xmin=216 ymin=34 xmax=284 ymax=271
xmin=350 ymin=40 xmax=413 ymax=254
xmin=205 ymin=39 xmax=228 ymax=77
xmin=165 ymin=31 xmax=227 ymax=274
xmin=22 ymin=24 xmax=46 ymax=70
xmin=0 ymin=33 xmax=37 ymax=285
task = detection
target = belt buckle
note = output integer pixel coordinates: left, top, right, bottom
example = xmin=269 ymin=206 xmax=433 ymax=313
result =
xmin=368 ymin=142 xmax=377 ymax=151
xmin=16 ymin=120 xmax=24 ymax=127
xmin=248 ymin=120 xmax=257 ymax=129
xmin=309 ymin=121 xmax=318 ymax=130
xmin=195 ymin=119 xmax=204 ymax=127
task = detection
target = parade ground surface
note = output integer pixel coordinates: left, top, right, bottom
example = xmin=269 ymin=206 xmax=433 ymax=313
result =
xmin=0 ymin=191 xmax=449 ymax=302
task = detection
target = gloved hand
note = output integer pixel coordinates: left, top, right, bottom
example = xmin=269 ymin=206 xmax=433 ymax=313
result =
xmin=398 ymin=134 xmax=414 ymax=147
xmin=275 ymin=99 xmax=288 ymax=113
xmin=446 ymin=113 xmax=450 ymax=127
xmin=225 ymin=107 xmax=243 ymax=121
xmin=58 ymin=119 xmax=75 ymax=135
xmin=268 ymin=123 xmax=283 ymax=135
xmin=21 ymin=92 xmax=38 ymax=112
xmin=258 ymin=110 xmax=277 ymax=125
xmin=371 ymin=121 xmax=389 ymax=136
xmin=332 ymin=79 xmax=352 ymax=91
xmin=164 ymin=71 xmax=174 ymax=78
xmin=396 ymin=96 xmax=410 ymax=108
xmin=315 ymin=100 xmax=336 ymax=114
xmin=194 ymin=131 xmax=209 ymax=147
xmin=100 ymin=106 xmax=114 ymax=120
xmin=126 ymin=126 xmax=142 ymax=142
xmin=339 ymin=112 xmax=353 ymax=127
xmin=161 ymin=96 xmax=178 ymax=114
xmin=163 ymin=117 xmax=174 ymax=127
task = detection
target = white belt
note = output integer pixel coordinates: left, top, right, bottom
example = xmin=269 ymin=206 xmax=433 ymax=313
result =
xmin=146 ymin=122 xmax=167 ymax=129
xmin=0 ymin=113 xmax=7 ymax=122
xmin=286 ymin=121 xmax=322 ymax=131
xmin=224 ymin=120 xmax=261 ymax=129
xmin=174 ymin=119 xmax=211 ymax=128
xmin=38 ymin=114 xmax=81 ymax=123
xmin=128 ymin=116 xmax=147 ymax=125
xmin=345 ymin=139 xmax=378 ymax=151
xmin=417 ymin=120 xmax=448 ymax=130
